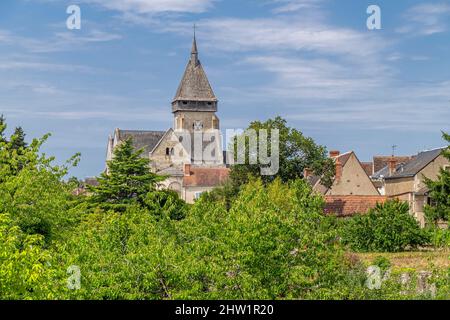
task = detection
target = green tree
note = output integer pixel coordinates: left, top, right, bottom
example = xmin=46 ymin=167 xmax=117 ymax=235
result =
xmin=229 ymin=116 xmax=334 ymax=189
xmin=10 ymin=126 xmax=27 ymax=151
xmin=88 ymin=138 xmax=164 ymax=209
xmin=424 ymin=132 xmax=450 ymax=224
xmin=172 ymin=178 xmax=361 ymax=299
xmin=144 ymin=190 xmax=187 ymax=221
xmin=0 ymin=114 xmax=7 ymax=143
xmin=0 ymin=214 xmax=55 ymax=299
xmin=342 ymin=200 xmax=428 ymax=252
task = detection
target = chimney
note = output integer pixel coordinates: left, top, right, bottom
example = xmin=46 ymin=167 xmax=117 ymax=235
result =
xmin=335 ymin=157 xmax=343 ymax=182
xmin=329 ymin=150 xmax=340 ymax=158
xmin=184 ymin=163 xmax=191 ymax=176
xmin=303 ymin=168 xmax=313 ymax=178
xmin=388 ymin=158 xmax=397 ymax=176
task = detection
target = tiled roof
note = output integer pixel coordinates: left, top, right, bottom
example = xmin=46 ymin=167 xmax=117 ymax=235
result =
xmin=308 ymin=151 xmax=355 ymax=192
xmin=373 ymin=156 xmax=413 ymax=173
xmin=361 ymin=162 xmax=374 ymax=176
xmin=332 ymin=151 xmax=352 ymax=166
xmin=183 ymin=167 xmax=230 ymax=187
xmin=117 ymin=129 xmax=166 ymax=157
xmin=324 ymin=195 xmax=387 ymax=217
xmin=371 ymin=162 xmax=408 ymax=179
xmin=385 ymin=148 xmax=445 ymax=179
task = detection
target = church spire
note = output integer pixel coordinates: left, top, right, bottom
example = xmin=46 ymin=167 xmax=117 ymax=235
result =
xmin=191 ymin=25 xmax=198 ymax=65
xmin=172 ymin=30 xmax=218 ymax=113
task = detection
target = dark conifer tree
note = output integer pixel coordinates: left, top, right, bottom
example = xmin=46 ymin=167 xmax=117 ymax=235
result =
xmin=88 ymin=138 xmax=164 ymax=209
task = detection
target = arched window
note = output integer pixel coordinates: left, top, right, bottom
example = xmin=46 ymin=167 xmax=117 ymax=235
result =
xmin=166 ymin=148 xmax=170 ymax=156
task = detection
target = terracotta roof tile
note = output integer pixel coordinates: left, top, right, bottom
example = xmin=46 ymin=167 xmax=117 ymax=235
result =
xmin=361 ymin=162 xmax=374 ymax=176
xmin=324 ymin=195 xmax=387 ymax=217
xmin=183 ymin=167 xmax=230 ymax=187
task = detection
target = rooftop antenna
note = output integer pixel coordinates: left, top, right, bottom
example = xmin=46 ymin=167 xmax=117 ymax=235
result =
xmin=391 ymin=145 xmax=398 ymax=157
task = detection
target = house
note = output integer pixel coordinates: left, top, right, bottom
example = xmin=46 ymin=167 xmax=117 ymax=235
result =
xmin=373 ymin=148 xmax=449 ymax=227
xmin=372 ymin=155 xmax=413 ymax=174
xmin=105 ymin=35 xmax=228 ymax=203
xmin=309 ymin=150 xmax=380 ymax=196
xmin=182 ymin=164 xmax=230 ymax=202
xmin=307 ymin=150 xmax=385 ymax=217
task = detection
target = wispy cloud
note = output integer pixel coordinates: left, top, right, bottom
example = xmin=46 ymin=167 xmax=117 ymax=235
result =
xmin=243 ymin=55 xmax=389 ymax=100
xmin=82 ymin=0 xmax=215 ymax=14
xmin=271 ymin=0 xmax=325 ymax=13
xmin=397 ymin=2 xmax=450 ymax=36
xmin=0 ymin=59 xmax=96 ymax=73
xmin=164 ymin=17 xmax=385 ymax=58
xmin=0 ymin=28 xmax=122 ymax=53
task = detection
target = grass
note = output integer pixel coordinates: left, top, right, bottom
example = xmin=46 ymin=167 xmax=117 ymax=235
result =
xmin=357 ymin=250 xmax=450 ymax=271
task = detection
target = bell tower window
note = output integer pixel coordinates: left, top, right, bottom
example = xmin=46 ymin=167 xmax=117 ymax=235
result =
xmin=193 ymin=120 xmax=203 ymax=131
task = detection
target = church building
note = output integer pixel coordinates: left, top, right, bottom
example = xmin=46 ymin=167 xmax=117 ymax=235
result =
xmin=106 ymin=35 xmax=229 ymax=203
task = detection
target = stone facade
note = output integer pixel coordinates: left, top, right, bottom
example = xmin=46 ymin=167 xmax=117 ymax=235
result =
xmin=380 ymin=149 xmax=449 ymax=227
xmin=106 ymin=36 xmax=228 ymax=203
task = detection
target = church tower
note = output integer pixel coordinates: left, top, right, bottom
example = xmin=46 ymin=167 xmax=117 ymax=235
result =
xmin=172 ymin=34 xmax=220 ymax=133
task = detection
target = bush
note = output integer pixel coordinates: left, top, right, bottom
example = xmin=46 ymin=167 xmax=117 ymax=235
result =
xmin=342 ymin=200 xmax=429 ymax=252
xmin=372 ymin=256 xmax=391 ymax=273
xmin=0 ymin=214 xmax=55 ymax=299
xmin=426 ymin=228 xmax=450 ymax=248
xmin=173 ymin=178 xmax=363 ymax=299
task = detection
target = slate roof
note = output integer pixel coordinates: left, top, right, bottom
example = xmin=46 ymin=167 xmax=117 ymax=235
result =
xmin=371 ymin=162 xmax=408 ymax=179
xmin=373 ymin=156 xmax=413 ymax=173
xmin=173 ymin=37 xmax=217 ymax=103
xmin=117 ymin=129 xmax=166 ymax=157
xmin=324 ymin=195 xmax=387 ymax=217
xmin=385 ymin=148 xmax=445 ymax=180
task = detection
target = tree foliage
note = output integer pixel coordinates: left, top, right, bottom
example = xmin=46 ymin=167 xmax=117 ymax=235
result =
xmin=342 ymin=200 xmax=428 ymax=252
xmin=0 ymin=214 xmax=54 ymax=299
xmin=229 ymin=116 xmax=334 ymax=190
xmin=0 ymin=116 xmax=448 ymax=300
xmin=424 ymin=132 xmax=450 ymax=224
xmin=88 ymin=138 xmax=164 ymax=210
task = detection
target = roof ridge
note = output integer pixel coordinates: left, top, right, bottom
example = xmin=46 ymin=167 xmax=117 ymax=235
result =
xmin=418 ymin=146 xmax=447 ymax=153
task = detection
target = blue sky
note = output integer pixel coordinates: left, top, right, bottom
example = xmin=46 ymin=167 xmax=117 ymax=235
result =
xmin=1 ymin=0 xmax=449 ymax=178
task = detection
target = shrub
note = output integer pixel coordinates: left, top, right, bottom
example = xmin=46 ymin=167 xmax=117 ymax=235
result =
xmin=372 ymin=256 xmax=391 ymax=273
xmin=426 ymin=228 xmax=450 ymax=248
xmin=173 ymin=178 xmax=362 ymax=299
xmin=342 ymin=200 xmax=429 ymax=252
xmin=0 ymin=214 xmax=55 ymax=299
